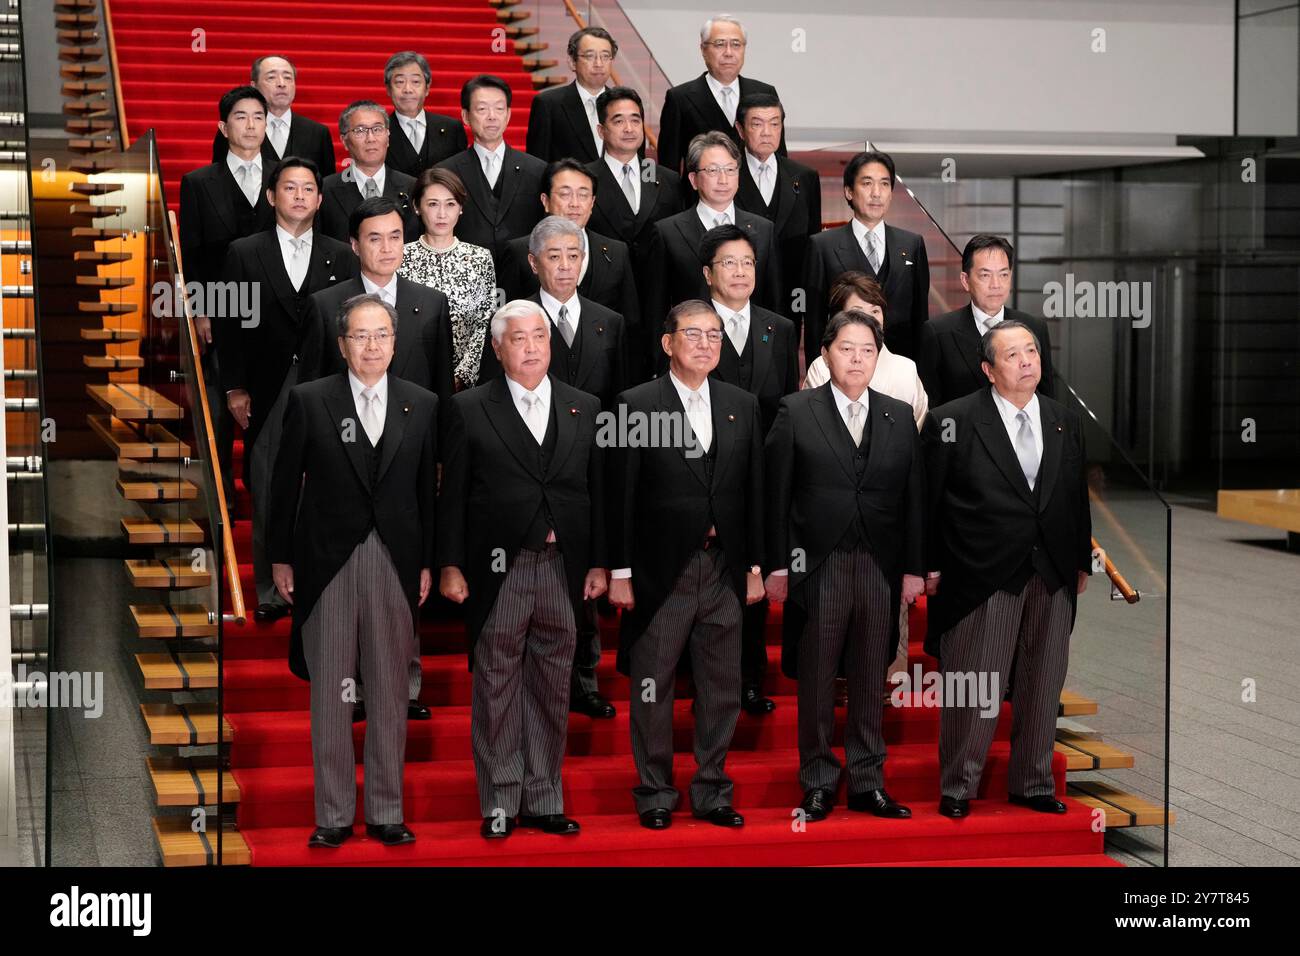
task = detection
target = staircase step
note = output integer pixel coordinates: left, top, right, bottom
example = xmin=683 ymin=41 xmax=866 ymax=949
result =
xmin=74 ymin=249 xmax=132 ymax=262
xmin=54 ymin=0 xmax=98 ymax=11
xmin=63 ymin=99 xmax=110 ymax=117
xmin=1057 ymin=690 xmax=1099 ymax=717
xmin=152 ymin=817 xmax=249 ymax=867
xmin=70 ymin=202 xmax=127 ymax=216
xmin=140 ymin=702 xmax=232 ymax=746
xmin=124 ymin=559 xmax=211 ymax=590
xmin=117 ymin=478 xmax=198 ymax=501
xmin=87 ymin=383 xmax=182 ymax=420
xmin=57 ymin=28 xmax=102 ymax=44
xmin=58 ymin=47 xmax=106 ymax=62
xmin=69 ymin=180 xmax=124 ymax=195
xmin=65 ymin=117 xmax=117 ymax=134
xmin=71 ymin=226 xmax=126 ymax=239
xmin=68 ymin=138 xmax=116 ymax=155
xmin=88 ymin=415 xmax=189 ymax=461
xmin=62 ymin=79 xmax=109 ymax=94
xmin=148 ymin=756 xmax=238 ymax=806
xmin=76 ymin=275 xmax=134 ymax=288
xmin=60 ymin=63 xmax=108 ymax=79
xmin=83 ymin=354 xmax=145 ymax=370
xmin=130 ymin=603 xmax=216 ymax=638
xmin=55 ymin=13 xmax=99 ymax=27
xmin=80 ymin=326 xmax=140 ymax=341
xmin=78 ymin=300 xmax=137 ymax=313
xmin=136 ymin=651 xmax=217 ymax=690
xmin=121 ymin=517 xmax=205 ymax=545
xmin=1067 ymin=782 xmax=1176 ymax=829
xmin=1054 ymin=730 xmax=1136 ymax=770
xmin=68 ymin=157 xmax=117 ymax=173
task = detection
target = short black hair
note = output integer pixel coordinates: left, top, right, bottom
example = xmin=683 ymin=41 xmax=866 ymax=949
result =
xmin=980 ymin=318 xmax=1041 ymax=364
xmin=698 ymin=223 xmax=753 ymax=267
xmin=961 ymin=234 xmax=1015 ymax=273
xmin=540 ymin=158 xmax=596 ymax=197
xmin=461 ymin=74 xmax=512 ymax=111
xmin=348 ymin=196 xmax=403 ymax=240
xmin=843 ymin=149 xmax=896 ymax=190
xmin=663 ymin=299 xmax=721 ymax=333
xmin=735 ymin=91 xmax=784 ymax=126
xmin=567 ymin=26 xmax=618 ymax=60
xmin=821 ymin=309 xmax=883 ymax=351
xmin=219 ymin=85 xmax=266 ymax=123
xmin=268 ymin=156 xmax=322 ymax=192
xmin=596 ymin=85 xmax=642 ymax=125
xmin=250 ymin=55 xmax=296 ymax=84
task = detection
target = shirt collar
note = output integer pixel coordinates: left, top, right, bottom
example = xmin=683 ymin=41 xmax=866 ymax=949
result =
xmin=668 ymin=371 xmax=710 ymax=409
xmin=275 ymin=224 xmax=312 ymax=248
xmin=696 ymin=201 xmax=736 ymax=231
xmin=705 ymin=73 xmax=739 ymax=98
xmin=605 ymin=152 xmax=639 ymax=180
xmin=851 ymin=217 xmax=885 ymax=249
xmin=361 ymin=272 xmax=399 ymax=301
xmin=990 ymin=385 xmax=1039 ymax=427
xmin=539 ymin=288 xmax=580 ymax=322
xmin=225 ymin=150 xmax=261 ymax=178
xmin=828 ymin=381 xmax=869 ymax=418
xmin=268 ymin=107 xmax=292 ymax=127
xmin=575 ymin=81 xmax=605 ymax=106
xmin=397 ymin=110 xmax=425 ymax=130
xmin=348 ymin=370 xmax=387 ymax=406
xmin=351 ymin=164 xmax=386 ymax=195
xmin=745 ymin=150 xmax=775 ymax=176
xmin=505 ymin=373 xmax=552 ymax=408
xmin=711 ymin=298 xmax=750 ymax=324
xmin=972 ymin=302 xmax=1005 ymax=332
xmin=473 ymin=141 xmax=507 ymax=164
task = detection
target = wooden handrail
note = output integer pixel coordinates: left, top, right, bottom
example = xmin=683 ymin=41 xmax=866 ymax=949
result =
xmin=560 ymin=0 xmax=659 ymax=151
xmin=1092 ymin=535 xmax=1140 ymax=604
xmin=167 ymin=209 xmax=246 ymax=625
xmin=102 ymin=0 xmax=130 ymax=148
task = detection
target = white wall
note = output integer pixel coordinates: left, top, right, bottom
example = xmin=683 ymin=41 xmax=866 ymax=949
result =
xmin=620 ymin=0 xmax=1241 ymax=146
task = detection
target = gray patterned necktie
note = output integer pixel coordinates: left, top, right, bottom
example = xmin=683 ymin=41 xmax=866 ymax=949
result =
xmin=621 ymin=163 xmax=639 ymax=213
xmin=866 ymin=231 xmax=882 ymax=273
xmin=847 ymin=401 xmax=865 ymax=445
xmin=363 ymin=176 xmax=379 ymax=199
xmin=558 ymin=305 xmax=575 ymax=347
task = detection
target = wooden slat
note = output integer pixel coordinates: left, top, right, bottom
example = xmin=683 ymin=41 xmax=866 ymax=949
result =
xmin=139 ymin=703 xmax=232 ymax=746
xmin=74 ymin=250 xmax=132 ymax=262
xmin=117 ymin=478 xmax=198 ymax=501
xmin=1057 ymin=690 xmax=1099 ymax=717
xmin=130 ymin=604 xmax=216 ymax=638
xmin=1068 ymin=782 xmax=1176 ymax=828
xmin=87 ymin=415 xmax=189 ymax=461
xmin=63 ymin=100 xmax=109 ymax=117
xmin=68 ymin=158 xmax=117 ymax=173
xmin=87 ymin=383 xmax=182 ymax=420
xmin=63 ymin=79 xmax=109 ymax=94
xmin=136 ymin=652 xmax=217 ymax=690
xmin=65 ymin=118 xmax=117 ymax=134
xmin=68 ymin=139 xmax=116 ymax=155
xmin=83 ymin=354 xmax=145 ymax=370
xmin=58 ymin=47 xmax=106 ymax=61
xmin=147 ymin=756 xmax=239 ymax=806
xmin=121 ymin=518 xmax=205 ymax=545
xmin=77 ymin=300 xmax=136 ymax=314
xmin=60 ymin=64 xmax=108 ymax=80
xmin=80 ymin=327 xmax=140 ymax=341
xmin=76 ymin=275 xmax=134 ymax=288
xmin=70 ymin=202 xmax=126 ymax=216
xmin=1217 ymin=489 xmax=1300 ymax=534
xmin=1055 ymin=730 xmax=1136 ymax=771
xmin=124 ymin=560 xmax=211 ymax=590
xmin=152 ymin=818 xmax=249 ymax=867
xmin=69 ymin=181 xmax=124 ymax=195
xmin=56 ymin=13 xmax=99 ymax=26
xmin=1054 ymin=740 xmax=1095 ymax=771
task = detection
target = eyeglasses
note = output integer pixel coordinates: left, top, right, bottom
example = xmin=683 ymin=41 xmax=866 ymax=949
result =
xmin=673 ymin=328 xmax=725 ymax=344
xmin=347 ymin=124 xmax=389 ymax=139
xmin=712 ymin=256 xmax=755 ymax=271
xmin=577 ymin=51 xmax=615 ymax=64
xmin=704 ymin=39 xmax=746 ymax=51
xmin=344 ymin=330 xmax=394 ymax=345
xmin=697 ymin=164 xmax=739 ymax=178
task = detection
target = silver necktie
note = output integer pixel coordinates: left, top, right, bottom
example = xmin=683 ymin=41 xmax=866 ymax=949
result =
xmin=287 ymin=236 xmax=308 ymax=290
xmin=558 ymin=305 xmax=575 ymax=347
xmin=363 ymin=176 xmax=379 ymax=199
xmin=405 ymin=119 xmax=424 ymax=154
xmin=719 ymin=85 xmax=735 ymax=124
xmin=714 ymin=212 xmax=730 ymax=228
xmin=621 ymin=163 xmax=639 ymax=213
xmin=866 ymin=231 xmax=882 ymax=273
xmin=270 ymin=117 xmax=287 ymax=157
xmin=847 ymin=401 xmax=865 ymax=445
xmin=757 ymin=163 xmax=774 ymax=205
xmin=727 ymin=313 xmax=745 ymax=353
xmin=1014 ymin=410 xmax=1039 ymax=489
xmin=360 ymin=388 xmax=382 ymax=446
xmin=237 ymin=163 xmax=259 ymax=206
xmin=522 ymin=392 xmax=545 ymax=443
xmin=686 ymin=392 xmax=711 ymax=453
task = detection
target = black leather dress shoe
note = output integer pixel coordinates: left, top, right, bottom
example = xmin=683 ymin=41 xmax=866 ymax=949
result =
xmin=481 ymin=816 xmax=516 ymax=839
xmin=254 ymin=602 xmax=290 ymax=622
xmin=1009 ymin=793 xmax=1068 ymax=814
xmin=307 ymin=825 xmax=353 ymax=848
xmin=570 ymin=691 xmax=616 ymax=718
xmin=798 ymin=788 xmax=835 ymax=822
xmin=741 ymin=687 xmax=776 ymax=715
xmin=938 ymin=796 xmax=970 ymax=818
xmin=639 ymin=808 xmax=672 ymax=830
xmin=352 ymin=702 xmax=365 ymax=723
xmin=365 ymin=822 xmax=416 ymax=845
xmin=518 ymin=813 xmax=581 ymax=835
xmin=847 ymin=788 xmax=912 ymax=819
xmin=407 ymin=701 xmax=431 ymax=720
xmin=696 ymin=806 xmax=744 ymax=827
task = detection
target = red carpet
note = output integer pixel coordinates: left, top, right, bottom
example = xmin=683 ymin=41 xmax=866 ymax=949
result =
xmin=113 ymin=0 xmax=1115 ymax=866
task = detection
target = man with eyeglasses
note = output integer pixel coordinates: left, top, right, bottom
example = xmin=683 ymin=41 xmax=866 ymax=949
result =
xmin=294 ymin=197 xmax=453 ymax=721
xmin=608 ymin=300 xmax=766 ymax=831
xmin=527 ymin=27 xmax=617 ymax=164
xmin=211 ymin=55 xmax=335 ymax=176
xmin=658 ymin=14 xmax=787 ymax=176
xmin=645 ymin=131 xmax=780 ymax=372
xmin=701 ymin=224 xmax=798 ymax=716
xmin=319 ymin=100 xmax=421 ymax=244
xmin=269 ymin=292 xmax=439 ymax=849
xmin=437 ymin=74 xmax=546 ymax=264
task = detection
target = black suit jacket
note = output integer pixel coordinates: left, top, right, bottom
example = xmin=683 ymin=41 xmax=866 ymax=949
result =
xmin=735 ymin=153 xmax=821 ymax=325
xmin=656 ymin=73 xmax=786 ymax=175
xmin=921 ymin=388 xmax=1092 ymax=656
xmin=386 ymin=109 xmax=468 ymax=178
xmin=495 ymin=229 xmax=639 ymax=335
xmin=270 ymin=373 xmax=438 ymax=680
xmin=526 ymin=82 xmax=602 ymax=163
xmin=211 ymin=112 xmax=336 ymax=176
xmin=436 ymin=146 xmax=546 ymax=261
xmin=709 ymin=304 xmax=799 ymax=435
xmin=802 ymin=222 xmax=930 ymax=362
xmin=918 ymin=304 xmax=1056 ymax=407
xmin=765 ymin=385 xmax=925 ymax=678
xmin=216 ymin=229 xmax=358 ymax=452
xmin=477 ymin=293 xmax=627 ymax=409
xmin=585 ymin=158 xmax=684 ymax=273
xmin=436 ymin=375 xmax=605 ymax=665
xmin=297 ymin=276 xmax=454 ymax=421
xmin=317 ymin=165 xmax=421 ymax=244
xmin=179 ymin=160 xmax=275 ymax=289
xmin=609 ymin=375 xmax=764 ymax=672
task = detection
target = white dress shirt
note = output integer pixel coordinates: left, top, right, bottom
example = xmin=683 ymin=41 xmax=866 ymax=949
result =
xmin=696 ymin=201 xmax=737 ymax=231
xmin=275 ymin=225 xmax=312 ymax=291
xmin=801 ymin=346 xmax=930 ymax=428
xmin=575 ymin=82 xmax=604 ymax=155
xmin=990 ymin=386 xmax=1043 ymax=476
xmin=348 ymin=370 xmax=388 ymax=443
xmin=539 ymin=288 xmax=581 ymax=342
xmin=505 ymin=373 xmax=552 ymax=445
xmin=361 ymin=272 xmax=399 ymax=306
xmin=474 ymin=141 xmax=507 ymax=187
xmin=851 ymin=217 xmax=886 ymax=271
xmin=266 ymin=108 xmax=292 ymax=158
xmin=397 ymin=110 xmax=425 ymax=153
xmin=351 ymin=163 xmax=387 ymax=199
xmin=605 ymin=152 xmax=642 ymax=213
xmin=705 ymin=72 xmax=740 ymax=125
xmin=226 ymin=150 xmax=262 ymax=206
xmin=712 ymin=298 xmax=750 ymax=355
xmin=746 ymin=150 xmax=777 ymax=206
xmin=971 ymin=303 xmax=1006 ymax=337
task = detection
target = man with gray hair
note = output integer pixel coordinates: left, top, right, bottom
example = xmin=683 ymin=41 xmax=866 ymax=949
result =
xmin=318 ymin=99 xmax=420 ymax=243
xmin=210 ymin=54 xmax=335 ymax=174
xmin=657 ymin=14 xmax=786 ymax=175
xmin=270 ymin=291 xmax=439 ymax=849
xmin=384 ymin=51 xmax=467 ymax=177
xmin=437 ymin=299 xmax=608 ymax=840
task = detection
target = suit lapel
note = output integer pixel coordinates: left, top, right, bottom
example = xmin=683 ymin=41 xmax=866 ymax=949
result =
xmin=833 ymin=224 xmax=871 ymax=275
xmin=860 ymin=389 xmax=896 ymax=483
xmin=390 ymin=278 xmax=419 ymax=378
xmin=257 ymin=230 xmax=299 ymax=312
xmin=634 ymin=172 xmax=661 ymax=232
xmin=881 ymin=224 xmax=909 ymax=298
xmin=495 ymin=148 xmax=525 ymax=223
xmin=210 ymin=166 xmax=242 ymax=235
xmin=747 ymin=309 xmax=774 ymax=389
xmin=302 ymin=232 xmax=344 ymax=297
xmin=809 ymin=383 xmax=857 ymax=483
xmin=454 ymin=151 xmax=495 ymax=222
xmin=323 ymin=374 xmax=372 ymax=492
xmin=1035 ymin=399 xmax=1064 ymax=514
xmin=380 ymin=166 xmax=411 ymax=211
xmin=688 ymin=74 xmax=731 ymax=133
xmin=375 ymin=377 xmax=410 ymax=485
xmin=549 ymin=377 xmax=579 ymax=475
xmin=954 ymin=305 xmax=986 ymax=382
xmin=709 ymin=385 xmax=737 ymax=489
xmin=483 ymin=375 xmax=544 ymax=480
xmin=973 ymin=388 xmax=1036 ymax=506
xmin=561 ymin=84 xmax=596 ymax=159
xmin=772 ymin=159 xmax=796 ymax=234
xmin=387 ymin=112 xmax=416 ymax=169
xmin=335 ymin=165 xmax=364 ymax=222
xmin=658 ymin=376 xmax=709 ymax=488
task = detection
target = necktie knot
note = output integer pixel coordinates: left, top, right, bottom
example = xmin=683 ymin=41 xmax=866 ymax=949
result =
xmin=714 ymin=212 xmax=729 ymax=228
xmin=363 ymin=176 xmax=379 ymax=199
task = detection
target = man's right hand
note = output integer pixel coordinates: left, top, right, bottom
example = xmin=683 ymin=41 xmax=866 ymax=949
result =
xmin=272 ymin=563 xmax=294 ymax=604
xmin=925 ymin=573 xmax=941 ymax=597
xmin=764 ymin=573 xmax=788 ymax=604
xmin=227 ymin=389 xmax=252 ymax=430
xmin=440 ymin=566 xmax=469 ymax=603
xmin=608 ymin=577 xmax=634 ymax=610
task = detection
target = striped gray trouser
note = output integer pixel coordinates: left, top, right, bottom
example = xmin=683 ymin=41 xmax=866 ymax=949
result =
xmin=798 ymin=547 xmax=893 ymax=794
xmin=250 ymin=365 xmax=297 ymax=606
xmin=471 ymin=545 xmax=575 ymax=818
xmin=303 ymin=529 xmax=411 ymax=828
xmin=628 ymin=547 xmax=742 ymax=814
xmin=938 ymin=574 xmax=1072 ymax=800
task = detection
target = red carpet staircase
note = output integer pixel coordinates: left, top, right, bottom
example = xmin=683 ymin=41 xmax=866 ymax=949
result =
xmin=111 ymin=0 xmax=1138 ymax=865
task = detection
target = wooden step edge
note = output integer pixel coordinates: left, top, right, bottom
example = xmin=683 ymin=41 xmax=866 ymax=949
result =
xmin=121 ymin=517 xmax=206 ymax=545
xmin=87 ymin=414 xmax=191 ymax=462
xmin=117 ymin=478 xmax=199 ymax=501
xmin=147 ymin=756 xmax=240 ymax=807
xmin=86 ymin=383 xmax=183 ymax=421
xmin=1055 ymin=731 xmax=1137 ymax=771
xmin=76 ymin=276 xmax=135 ymax=288
xmin=74 ymin=250 xmax=132 ymax=262
xmin=83 ymin=354 xmax=145 ymax=370
xmin=1057 ymin=690 xmax=1099 ymax=717
xmin=77 ymin=301 xmax=137 ymax=314
xmin=123 ymin=559 xmax=212 ymax=590
xmin=139 ymin=702 xmax=232 ymax=746
xmin=129 ymin=603 xmax=217 ymax=638
xmin=1067 ymin=781 xmax=1176 ymax=829
xmin=135 ymin=651 xmax=217 ymax=690
xmin=152 ymin=817 xmax=249 ymax=867
xmin=80 ymin=327 xmax=141 ymax=340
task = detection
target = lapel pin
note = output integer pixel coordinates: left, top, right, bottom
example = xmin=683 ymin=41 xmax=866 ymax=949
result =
xmin=1056 ymin=424 xmax=1063 ymax=432
xmin=596 ymin=325 xmax=605 ymax=334
xmin=727 ymin=413 xmax=736 ymax=422
xmin=761 ymin=334 xmax=769 ymax=343
xmin=403 ymin=404 xmax=411 ymax=415
xmin=413 ymin=306 xmax=420 ymax=314
xmin=883 ymin=411 xmax=893 ymax=422
xmin=570 ymin=406 xmax=579 ymax=416
xmin=328 ymin=275 xmax=336 ymax=281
